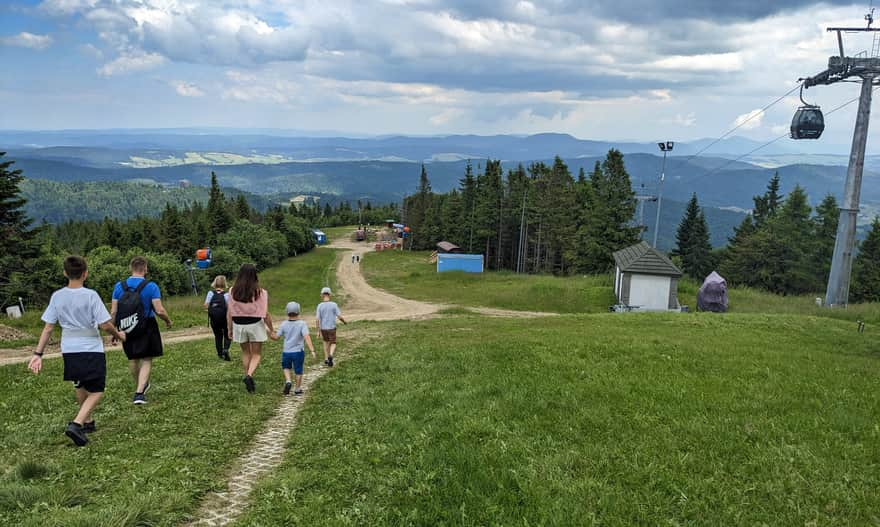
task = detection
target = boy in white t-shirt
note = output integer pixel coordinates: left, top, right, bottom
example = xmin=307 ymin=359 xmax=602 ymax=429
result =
xmin=271 ymin=301 xmax=315 ymax=396
xmin=28 ymin=256 xmax=127 ymax=447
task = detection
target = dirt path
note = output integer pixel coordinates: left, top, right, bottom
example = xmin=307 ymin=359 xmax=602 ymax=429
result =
xmin=187 ymin=328 xmax=381 ymax=527
xmin=328 ymin=237 xmax=445 ymax=321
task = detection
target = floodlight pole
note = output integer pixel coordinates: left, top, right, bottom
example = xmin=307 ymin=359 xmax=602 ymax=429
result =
xmin=652 ymin=141 xmax=673 ymax=248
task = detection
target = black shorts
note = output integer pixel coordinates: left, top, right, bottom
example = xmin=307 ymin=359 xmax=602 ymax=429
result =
xmin=63 ymin=353 xmax=106 ymax=393
xmin=122 ymin=317 xmax=164 ymax=360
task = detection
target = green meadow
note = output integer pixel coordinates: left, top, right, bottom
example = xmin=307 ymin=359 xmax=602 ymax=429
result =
xmin=0 ymin=338 xmax=325 ymax=526
xmin=238 ymin=313 xmax=880 ymax=525
xmin=3 ymin=240 xmax=880 ymax=526
xmin=363 ymin=249 xmax=880 ymax=324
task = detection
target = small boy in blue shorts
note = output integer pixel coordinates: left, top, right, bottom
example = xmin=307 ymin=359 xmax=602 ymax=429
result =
xmin=272 ymin=301 xmax=315 ymax=396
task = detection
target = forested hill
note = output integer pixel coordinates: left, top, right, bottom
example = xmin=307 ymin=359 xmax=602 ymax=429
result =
xmin=21 ymin=179 xmax=273 ymax=224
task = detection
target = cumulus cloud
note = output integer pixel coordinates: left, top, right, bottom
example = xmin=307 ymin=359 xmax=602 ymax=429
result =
xmin=98 ymin=52 xmax=166 ymax=76
xmin=171 ymin=81 xmax=205 ymax=97
xmin=733 ymin=109 xmax=765 ymax=130
xmin=1 ymin=32 xmax=53 ymax=50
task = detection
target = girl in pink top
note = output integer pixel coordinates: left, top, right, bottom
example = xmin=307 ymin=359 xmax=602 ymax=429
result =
xmin=226 ymin=263 xmax=274 ymax=393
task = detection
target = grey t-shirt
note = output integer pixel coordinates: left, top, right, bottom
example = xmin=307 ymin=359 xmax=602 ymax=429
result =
xmin=276 ymin=319 xmax=309 ymax=353
xmin=316 ymin=301 xmax=341 ymax=330
xmin=41 ymin=287 xmax=112 ymax=354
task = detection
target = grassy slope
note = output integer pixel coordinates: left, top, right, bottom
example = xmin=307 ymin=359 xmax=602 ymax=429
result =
xmin=363 ymin=250 xmax=880 ymax=324
xmin=0 ymin=247 xmax=339 ymax=525
xmin=0 ymin=338 xmax=325 ymax=526
xmin=1 ymin=248 xmax=339 ymax=348
xmin=239 ymin=313 xmax=880 ymax=526
xmin=362 ymin=250 xmax=616 ymax=313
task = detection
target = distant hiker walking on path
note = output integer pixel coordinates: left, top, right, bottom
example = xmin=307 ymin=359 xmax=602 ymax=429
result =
xmin=205 ymin=275 xmax=231 ymax=361
xmin=227 ymin=263 xmax=273 ymax=393
xmin=316 ymin=287 xmax=346 ymax=367
xmin=271 ymin=301 xmax=315 ymax=396
xmin=111 ymin=256 xmax=172 ymax=405
xmin=29 ymin=256 xmax=127 ymax=446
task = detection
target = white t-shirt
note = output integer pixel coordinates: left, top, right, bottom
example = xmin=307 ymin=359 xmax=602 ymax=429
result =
xmin=41 ymin=287 xmax=112 ymax=354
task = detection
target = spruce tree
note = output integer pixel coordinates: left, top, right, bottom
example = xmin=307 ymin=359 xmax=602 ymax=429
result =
xmin=578 ymin=150 xmax=639 ymax=273
xmin=160 ymin=203 xmax=185 ymax=257
xmin=0 ymin=152 xmax=38 ymax=299
xmin=673 ymin=194 xmax=700 ymax=258
xmin=813 ymin=194 xmax=839 ymax=287
xmin=207 ymin=172 xmax=232 ymax=241
xmin=753 ymin=172 xmax=782 ymax=227
xmin=852 ymin=217 xmax=880 ymax=302
xmin=459 ymin=161 xmax=477 ymax=252
xmin=234 ymin=195 xmax=252 ymax=220
xmin=674 ymin=194 xmax=713 ymax=279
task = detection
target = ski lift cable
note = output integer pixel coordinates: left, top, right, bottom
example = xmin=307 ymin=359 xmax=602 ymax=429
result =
xmin=675 ymin=82 xmax=804 ymax=168
xmin=682 ymin=88 xmax=875 ymax=184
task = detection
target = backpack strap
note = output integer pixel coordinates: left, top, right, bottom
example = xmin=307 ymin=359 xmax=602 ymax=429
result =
xmin=132 ymin=280 xmax=149 ymax=294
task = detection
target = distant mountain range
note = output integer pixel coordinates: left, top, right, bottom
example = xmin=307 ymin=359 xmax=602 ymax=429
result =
xmin=3 ymin=129 xmax=876 ymax=249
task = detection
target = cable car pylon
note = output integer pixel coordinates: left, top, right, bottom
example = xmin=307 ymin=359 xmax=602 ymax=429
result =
xmin=796 ymin=10 xmax=880 ymax=307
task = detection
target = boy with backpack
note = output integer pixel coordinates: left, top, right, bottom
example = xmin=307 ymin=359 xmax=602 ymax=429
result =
xmin=28 ymin=255 xmax=127 ymax=446
xmin=316 ymin=287 xmax=346 ymax=367
xmin=111 ymin=256 xmax=172 ymax=405
xmin=204 ymin=275 xmax=231 ymax=361
xmin=270 ymin=301 xmax=316 ymax=395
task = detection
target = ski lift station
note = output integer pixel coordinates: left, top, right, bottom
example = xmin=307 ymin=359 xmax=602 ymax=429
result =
xmin=312 ymin=229 xmax=327 ymax=245
xmin=612 ymin=242 xmax=682 ymax=311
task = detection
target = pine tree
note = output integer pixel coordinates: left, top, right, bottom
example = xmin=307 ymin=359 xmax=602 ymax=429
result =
xmin=753 ymin=172 xmax=782 ymax=227
xmin=674 ymin=193 xmax=714 ymax=279
xmin=578 ymin=150 xmax=639 ymax=273
xmin=234 ymin=195 xmax=252 ymax=220
xmin=459 ymin=161 xmax=477 ymax=252
xmin=159 ymin=203 xmax=185 ymax=257
xmin=673 ymin=194 xmax=700 ymax=258
xmin=812 ymin=194 xmax=839 ymax=287
xmin=473 ymin=160 xmax=504 ymax=266
xmin=852 ymin=217 xmax=880 ymax=302
xmin=207 ymin=172 xmax=232 ymax=241
xmin=0 ymin=152 xmax=39 ymax=300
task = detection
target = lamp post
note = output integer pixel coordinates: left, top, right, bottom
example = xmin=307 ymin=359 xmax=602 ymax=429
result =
xmin=653 ymin=141 xmax=674 ymax=248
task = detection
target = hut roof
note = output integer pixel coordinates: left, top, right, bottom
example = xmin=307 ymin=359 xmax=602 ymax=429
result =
xmin=436 ymin=241 xmax=462 ymax=253
xmin=613 ymin=242 xmax=682 ymax=277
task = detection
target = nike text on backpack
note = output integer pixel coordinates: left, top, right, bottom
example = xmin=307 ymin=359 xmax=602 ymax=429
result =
xmin=116 ymin=280 xmax=149 ymax=337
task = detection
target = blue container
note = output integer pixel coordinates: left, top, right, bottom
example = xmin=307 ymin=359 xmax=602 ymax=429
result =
xmin=196 ymin=259 xmax=211 ymax=269
xmin=312 ymin=230 xmax=327 ymax=245
xmin=437 ymin=253 xmax=484 ymax=273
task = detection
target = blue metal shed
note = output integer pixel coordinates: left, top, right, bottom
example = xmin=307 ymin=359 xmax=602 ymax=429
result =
xmin=312 ymin=229 xmax=327 ymax=245
xmin=437 ymin=253 xmax=484 ymax=273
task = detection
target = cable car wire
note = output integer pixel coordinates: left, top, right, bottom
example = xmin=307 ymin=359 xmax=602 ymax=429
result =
xmin=681 ymin=87 xmax=876 ymax=184
xmin=677 ymin=83 xmax=804 ymax=165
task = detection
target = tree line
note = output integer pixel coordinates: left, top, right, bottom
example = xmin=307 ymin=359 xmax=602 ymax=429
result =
xmin=403 ymin=152 xmax=880 ymax=301
xmin=1 ymin=155 xmax=324 ymax=308
xmin=403 ymin=150 xmax=641 ymax=274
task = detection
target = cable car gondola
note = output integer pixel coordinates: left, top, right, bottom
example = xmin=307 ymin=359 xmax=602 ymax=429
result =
xmin=790 ymin=85 xmax=824 ymax=140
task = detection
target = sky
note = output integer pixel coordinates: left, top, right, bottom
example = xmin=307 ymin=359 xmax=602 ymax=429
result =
xmin=1 ymin=0 xmax=879 ymax=146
